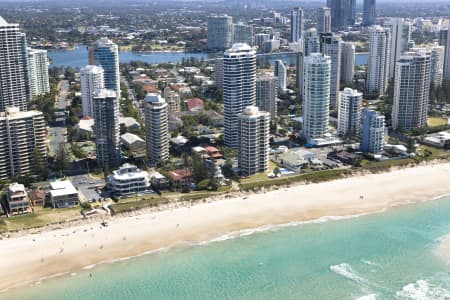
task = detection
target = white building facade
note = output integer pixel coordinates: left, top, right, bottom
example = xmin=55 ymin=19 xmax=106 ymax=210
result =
xmin=320 ymin=33 xmax=342 ymax=107
xmin=92 ymin=89 xmax=121 ymax=168
xmin=393 ymin=51 xmax=431 ymax=131
xmin=385 ymin=18 xmax=412 ymax=79
xmin=302 ymin=53 xmax=331 ymax=143
xmin=290 ymin=7 xmax=304 ymax=43
xmin=256 ymin=74 xmax=278 ymax=121
xmin=144 ymin=93 xmax=169 ymax=166
xmin=338 ymin=88 xmax=363 ymax=137
xmin=274 ymin=60 xmax=287 ymax=91
xmin=108 ymin=164 xmax=151 ymax=195
xmin=0 ymin=107 xmax=46 ymax=179
xmin=27 ymin=48 xmax=50 ymax=98
xmin=223 ymin=43 xmax=256 ymax=149
xmin=238 ymin=106 xmax=270 ymax=176
xmin=340 ymin=42 xmax=355 ymax=84
xmin=80 ymin=65 xmax=105 ymax=117
xmin=0 ymin=16 xmax=28 ymax=112
xmin=366 ymin=26 xmax=391 ymax=96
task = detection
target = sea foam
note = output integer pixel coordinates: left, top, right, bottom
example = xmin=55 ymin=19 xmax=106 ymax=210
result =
xmin=395 ymin=279 xmax=450 ymax=300
xmin=356 ymin=294 xmax=377 ymax=300
xmin=329 ymin=263 xmax=368 ymax=284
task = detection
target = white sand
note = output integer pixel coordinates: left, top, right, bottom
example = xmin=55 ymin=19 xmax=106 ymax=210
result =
xmin=1 ymin=163 xmax=450 ymax=292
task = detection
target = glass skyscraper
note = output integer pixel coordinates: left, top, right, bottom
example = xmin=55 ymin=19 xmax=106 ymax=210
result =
xmin=90 ymin=38 xmax=120 ymax=97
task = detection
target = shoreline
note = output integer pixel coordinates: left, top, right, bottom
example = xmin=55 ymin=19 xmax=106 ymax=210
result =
xmin=1 ymin=163 xmax=450 ymax=294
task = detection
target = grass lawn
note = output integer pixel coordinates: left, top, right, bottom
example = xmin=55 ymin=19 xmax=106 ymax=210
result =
xmin=427 ymin=117 xmax=448 ymax=127
xmin=111 ymin=197 xmax=169 ymax=214
xmin=417 ymin=145 xmax=450 ymax=160
xmin=0 ymin=206 xmax=81 ymax=233
xmin=241 ymin=161 xmax=278 ymax=184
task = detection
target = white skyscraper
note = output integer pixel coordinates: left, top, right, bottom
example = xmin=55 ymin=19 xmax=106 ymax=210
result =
xmin=0 ymin=16 xmax=28 ymax=112
xmin=429 ymin=45 xmax=445 ymax=86
xmin=80 ymin=65 xmax=104 ymax=117
xmin=320 ymin=33 xmax=342 ymax=107
xmin=223 ymin=43 xmax=256 ymax=149
xmin=302 ymin=53 xmax=331 ymax=143
xmin=444 ymin=24 xmax=450 ymax=79
xmin=340 ymin=42 xmax=355 ymax=84
xmin=92 ymin=89 xmax=121 ymax=168
xmin=411 ymin=44 xmax=444 ymax=86
xmin=0 ymin=107 xmax=46 ymax=179
xmin=256 ymin=74 xmax=278 ymax=120
xmin=393 ymin=51 xmax=431 ymax=131
xmin=27 ymin=48 xmax=50 ymax=98
xmin=233 ymin=23 xmax=253 ymax=46
xmin=385 ymin=18 xmax=412 ymax=79
xmin=304 ymin=28 xmax=321 ymax=57
xmin=207 ymin=15 xmax=234 ymax=51
xmin=90 ymin=38 xmax=121 ymax=97
xmin=366 ymin=26 xmax=391 ymax=96
xmin=338 ymin=88 xmax=363 ymax=137
xmin=144 ymin=93 xmax=169 ymax=167
xmin=274 ymin=60 xmax=287 ymax=91
xmin=238 ymin=106 xmax=270 ymax=176
xmin=290 ymin=7 xmax=304 ymax=43
xmin=316 ymin=7 xmax=331 ymax=33
xmin=361 ymin=109 xmax=385 ymax=155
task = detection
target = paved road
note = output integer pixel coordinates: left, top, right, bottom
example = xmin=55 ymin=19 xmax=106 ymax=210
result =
xmin=121 ymin=76 xmax=144 ymax=116
xmin=49 ymin=80 xmax=69 ymax=156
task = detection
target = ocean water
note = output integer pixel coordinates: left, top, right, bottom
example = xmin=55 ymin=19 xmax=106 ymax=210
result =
xmin=4 ymin=196 xmax=450 ymax=300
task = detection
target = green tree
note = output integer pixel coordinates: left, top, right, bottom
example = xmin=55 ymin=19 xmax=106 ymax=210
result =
xmin=273 ymin=167 xmax=281 ymax=177
xmin=192 ymin=157 xmax=209 ymax=182
xmin=31 ymin=148 xmax=48 ymax=180
xmin=54 ymin=143 xmax=71 ymax=176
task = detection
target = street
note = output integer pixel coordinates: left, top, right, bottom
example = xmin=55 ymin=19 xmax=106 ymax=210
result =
xmin=49 ymin=80 xmax=70 ymax=156
xmin=121 ymin=76 xmax=144 ymax=115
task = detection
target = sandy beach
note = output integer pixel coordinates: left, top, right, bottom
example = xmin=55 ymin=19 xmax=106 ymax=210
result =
xmin=1 ymin=163 xmax=450 ymax=293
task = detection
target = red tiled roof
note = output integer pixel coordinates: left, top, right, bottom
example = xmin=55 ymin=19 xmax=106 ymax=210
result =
xmin=168 ymin=169 xmax=193 ymax=181
xmin=143 ymin=85 xmax=159 ymax=93
xmin=205 ymin=146 xmax=220 ymax=153
xmin=187 ymin=98 xmax=204 ymax=111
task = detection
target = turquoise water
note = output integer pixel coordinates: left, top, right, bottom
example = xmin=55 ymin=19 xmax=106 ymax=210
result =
xmin=4 ymin=196 xmax=450 ymax=300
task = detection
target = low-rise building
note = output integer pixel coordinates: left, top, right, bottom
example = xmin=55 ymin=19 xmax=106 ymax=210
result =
xmin=150 ymin=171 xmax=170 ymax=190
xmin=422 ymin=131 xmax=450 ymax=149
xmin=28 ymin=189 xmax=46 ymax=207
xmin=167 ymin=169 xmax=194 ymax=191
xmin=205 ymin=146 xmax=223 ymax=160
xmin=7 ymin=183 xmax=31 ymax=215
xmin=121 ymin=133 xmax=146 ymax=152
xmin=186 ymin=98 xmax=205 ymax=112
xmin=272 ymin=148 xmax=316 ymax=172
xmin=328 ymin=150 xmax=361 ymax=165
xmin=47 ymin=180 xmax=79 ymax=208
xmin=119 ymin=117 xmax=141 ymax=131
xmin=108 ymin=164 xmax=151 ymax=196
